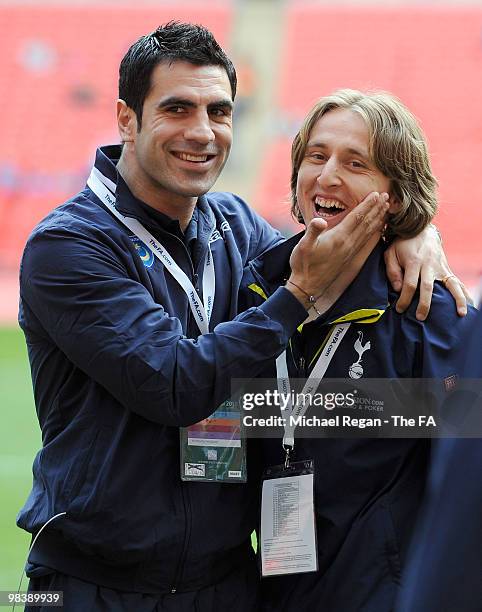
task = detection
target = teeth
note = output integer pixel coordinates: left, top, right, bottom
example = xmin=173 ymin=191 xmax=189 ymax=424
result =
xmin=178 ymin=153 xmax=208 ymax=162
xmin=314 ymin=197 xmax=346 ymax=211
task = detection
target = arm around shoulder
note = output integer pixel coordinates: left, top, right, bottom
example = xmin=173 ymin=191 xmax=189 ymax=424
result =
xmin=400 ymin=283 xmax=477 ymax=378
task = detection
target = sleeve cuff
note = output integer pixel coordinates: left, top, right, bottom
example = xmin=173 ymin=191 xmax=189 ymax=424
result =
xmin=258 ymin=286 xmax=308 ymax=338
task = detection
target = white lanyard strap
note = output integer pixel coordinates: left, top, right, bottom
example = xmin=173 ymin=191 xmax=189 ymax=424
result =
xmin=87 ymin=167 xmax=215 ymax=336
xmin=276 ymin=323 xmax=351 ymax=449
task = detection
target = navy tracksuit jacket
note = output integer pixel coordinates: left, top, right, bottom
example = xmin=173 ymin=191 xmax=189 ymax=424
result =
xmin=18 ymin=145 xmax=308 ymax=598
xmin=241 ymin=233 xmax=476 ymax=612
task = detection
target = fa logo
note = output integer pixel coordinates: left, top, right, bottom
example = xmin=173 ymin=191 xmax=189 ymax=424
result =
xmin=348 ymin=331 xmax=371 ymax=379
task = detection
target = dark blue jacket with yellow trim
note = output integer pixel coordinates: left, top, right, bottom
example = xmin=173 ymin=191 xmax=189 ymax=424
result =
xmin=17 ymin=146 xmax=309 ymax=595
xmin=241 ymin=232 xmax=476 ymax=612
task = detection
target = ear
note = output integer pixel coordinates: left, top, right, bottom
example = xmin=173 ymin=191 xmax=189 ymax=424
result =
xmin=388 ymin=194 xmax=401 ymax=214
xmin=117 ymin=99 xmax=137 ymax=143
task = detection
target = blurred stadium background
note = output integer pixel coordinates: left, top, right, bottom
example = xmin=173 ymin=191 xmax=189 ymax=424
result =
xmin=1 ymin=0 xmax=482 ymax=591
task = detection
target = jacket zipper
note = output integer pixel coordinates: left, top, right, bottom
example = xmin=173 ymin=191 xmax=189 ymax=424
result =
xmin=164 ymin=236 xmax=197 ymax=593
xmin=298 ymin=356 xmax=306 ymax=378
xmin=170 ymin=483 xmax=192 ymax=593
xmin=120 ymin=217 xmax=204 ymax=592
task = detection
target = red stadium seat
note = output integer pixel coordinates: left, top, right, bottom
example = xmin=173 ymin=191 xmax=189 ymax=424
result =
xmin=0 ymin=3 xmax=233 ymax=270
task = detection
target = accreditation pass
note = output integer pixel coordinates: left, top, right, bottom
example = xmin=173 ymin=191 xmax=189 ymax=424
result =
xmin=260 ymin=459 xmax=317 ymax=576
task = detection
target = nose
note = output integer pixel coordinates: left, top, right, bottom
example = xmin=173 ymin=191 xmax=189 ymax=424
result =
xmin=183 ymin=111 xmax=215 ymax=145
xmin=316 ymin=157 xmax=341 ymax=189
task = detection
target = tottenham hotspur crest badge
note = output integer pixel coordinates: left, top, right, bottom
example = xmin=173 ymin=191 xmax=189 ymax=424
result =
xmin=348 ymin=331 xmax=371 ymax=379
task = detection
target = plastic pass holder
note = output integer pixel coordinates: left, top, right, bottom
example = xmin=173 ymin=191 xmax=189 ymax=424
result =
xmin=260 ymin=458 xmax=317 ymax=576
xmin=180 ymin=398 xmax=247 ymax=483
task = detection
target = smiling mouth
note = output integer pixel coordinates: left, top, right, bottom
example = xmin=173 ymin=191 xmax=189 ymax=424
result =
xmin=173 ymin=152 xmax=216 ymax=163
xmin=314 ymin=197 xmax=346 ymax=218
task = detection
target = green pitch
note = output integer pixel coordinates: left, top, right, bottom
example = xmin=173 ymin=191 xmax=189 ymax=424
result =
xmin=0 ymin=326 xmax=40 ymax=590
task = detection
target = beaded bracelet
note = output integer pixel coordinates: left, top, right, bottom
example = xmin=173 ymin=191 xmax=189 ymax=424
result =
xmin=286 ymin=280 xmax=323 ymax=316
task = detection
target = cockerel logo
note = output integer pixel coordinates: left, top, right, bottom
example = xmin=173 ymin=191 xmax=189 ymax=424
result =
xmin=348 ymin=331 xmax=371 ymax=379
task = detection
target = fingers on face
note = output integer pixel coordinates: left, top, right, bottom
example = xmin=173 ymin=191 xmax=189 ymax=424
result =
xmin=329 ymin=192 xmax=389 ymax=259
xmin=355 ymin=193 xmax=389 ymax=237
xmin=342 ymin=193 xmax=380 ymax=232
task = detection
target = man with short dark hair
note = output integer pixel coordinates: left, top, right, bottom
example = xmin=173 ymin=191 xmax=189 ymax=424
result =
xmin=18 ymin=22 xmax=466 ymax=611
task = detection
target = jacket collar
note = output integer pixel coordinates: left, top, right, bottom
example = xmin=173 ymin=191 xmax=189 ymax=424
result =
xmin=92 ymin=145 xmax=216 ymax=243
xmin=318 ymin=242 xmax=389 ymax=325
xmin=249 ymin=230 xmax=390 ymax=325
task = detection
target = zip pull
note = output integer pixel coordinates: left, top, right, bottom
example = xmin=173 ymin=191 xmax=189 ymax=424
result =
xmin=193 ymin=272 xmax=199 ymax=293
xmin=298 ymin=356 xmax=306 ymax=378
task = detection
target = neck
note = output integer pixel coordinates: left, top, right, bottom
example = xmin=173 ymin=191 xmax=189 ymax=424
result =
xmin=117 ymin=149 xmax=196 ymax=232
xmin=304 ymin=234 xmax=380 ymax=324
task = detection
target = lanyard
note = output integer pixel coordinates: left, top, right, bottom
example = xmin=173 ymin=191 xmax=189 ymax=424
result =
xmin=276 ymin=323 xmax=351 ymax=459
xmin=87 ymin=167 xmax=215 ymax=336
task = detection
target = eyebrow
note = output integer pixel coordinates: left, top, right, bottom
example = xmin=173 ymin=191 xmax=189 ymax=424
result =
xmin=157 ymin=96 xmax=234 ymax=112
xmin=307 ymin=141 xmax=370 ymax=161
